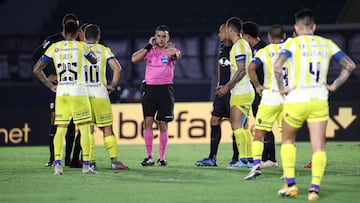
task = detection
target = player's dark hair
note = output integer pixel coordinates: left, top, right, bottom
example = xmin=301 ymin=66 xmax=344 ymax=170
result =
xmin=85 ymin=24 xmax=100 ymax=40
xmin=64 ymin=21 xmax=79 ymax=35
xmin=243 ymin=21 xmax=260 ymax=38
xmin=62 ymin=13 xmax=79 ymax=27
xmin=155 ymin=25 xmax=170 ymax=33
xmin=226 ymin=16 xmax=243 ymax=33
xmin=295 ymin=8 xmax=314 ymax=27
xmin=269 ymin=24 xmax=285 ymax=39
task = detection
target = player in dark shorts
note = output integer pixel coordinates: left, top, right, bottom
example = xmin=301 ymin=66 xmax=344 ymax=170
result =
xmin=195 ymin=23 xmax=239 ymax=167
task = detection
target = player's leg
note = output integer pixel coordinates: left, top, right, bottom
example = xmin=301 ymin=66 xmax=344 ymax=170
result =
xmin=101 ymin=125 xmax=129 ymax=170
xmin=46 ymin=107 xmax=56 ymax=167
xmin=70 ymin=129 xmax=82 ymax=168
xmin=307 ymin=100 xmax=328 ymax=200
xmin=230 ymin=106 xmax=248 ymax=167
xmin=141 ymin=86 xmax=156 ymax=166
xmin=156 ymin=85 xmax=174 ymax=166
xmin=64 ymin=119 xmax=75 ymax=166
xmin=195 ymin=115 xmax=221 ymax=167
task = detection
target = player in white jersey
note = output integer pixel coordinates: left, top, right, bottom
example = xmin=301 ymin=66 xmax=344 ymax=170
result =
xmin=216 ymin=17 xmax=255 ymax=168
xmin=244 ymin=24 xmax=287 ymax=180
xmin=33 ymin=21 xmax=98 ymax=175
xmin=273 ymin=9 xmax=356 ymax=200
xmin=83 ymin=24 xmax=129 ymax=170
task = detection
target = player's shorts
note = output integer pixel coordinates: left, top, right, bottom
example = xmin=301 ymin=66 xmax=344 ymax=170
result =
xmin=283 ymin=99 xmax=329 ymax=128
xmin=55 ymin=95 xmax=92 ymax=125
xmin=142 ymin=84 xmax=174 ymax=122
xmin=255 ymin=104 xmax=283 ymax=132
xmin=212 ymin=92 xmax=230 ymax=118
xmin=230 ymin=92 xmax=255 ymax=117
xmin=89 ymin=97 xmax=113 ymax=127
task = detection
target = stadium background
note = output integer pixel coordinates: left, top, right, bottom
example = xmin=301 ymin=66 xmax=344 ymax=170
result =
xmin=0 ymin=0 xmax=359 ymax=146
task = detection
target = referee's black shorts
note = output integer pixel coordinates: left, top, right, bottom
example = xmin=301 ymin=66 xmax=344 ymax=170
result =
xmin=142 ymin=84 xmax=174 ymax=122
xmin=211 ymin=92 xmax=230 ymax=118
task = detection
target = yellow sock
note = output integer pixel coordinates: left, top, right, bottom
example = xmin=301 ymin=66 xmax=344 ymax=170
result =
xmin=281 ymin=144 xmax=296 ymax=178
xmin=104 ymin=135 xmax=118 ymax=160
xmin=244 ymin=129 xmax=253 ymax=158
xmin=78 ymin=124 xmax=91 ymax=162
xmin=54 ymin=127 xmax=67 ymax=161
xmin=252 ymin=141 xmax=264 ymax=163
xmin=89 ymin=133 xmax=95 ymax=163
xmin=311 ymin=151 xmax=327 ymax=186
xmin=234 ymin=128 xmax=246 ymax=160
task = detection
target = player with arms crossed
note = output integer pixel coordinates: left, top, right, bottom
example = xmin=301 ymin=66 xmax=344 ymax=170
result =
xmin=244 ymin=24 xmax=287 ymax=180
xmin=274 ymin=9 xmax=356 ymax=200
xmin=83 ymin=24 xmax=129 ymax=170
xmin=33 ymin=21 xmax=97 ymax=175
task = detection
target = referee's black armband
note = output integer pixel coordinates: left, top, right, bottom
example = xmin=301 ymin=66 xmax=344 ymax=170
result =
xmin=144 ymin=44 xmax=153 ymax=51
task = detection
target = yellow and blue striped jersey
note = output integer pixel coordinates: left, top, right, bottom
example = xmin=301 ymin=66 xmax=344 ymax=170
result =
xmin=280 ymin=35 xmax=344 ymax=102
xmin=229 ymin=38 xmax=254 ymax=95
xmin=42 ymin=40 xmax=93 ymax=96
xmin=85 ymin=43 xmax=116 ymax=98
xmin=252 ymin=41 xmax=289 ymax=105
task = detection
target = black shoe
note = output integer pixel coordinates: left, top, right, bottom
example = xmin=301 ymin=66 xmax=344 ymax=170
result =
xmin=45 ymin=160 xmax=54 ymax=167
xmin=65 ymin=159 xmax=71 ymax=166
xmin=157 ymin=159 xmax=167 ymax=166
xmin=141 ymin=157 xmax=155 ymax=166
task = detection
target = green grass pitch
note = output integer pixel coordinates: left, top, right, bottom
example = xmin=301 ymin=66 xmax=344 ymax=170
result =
xmin=0 ymin=142 xmax=359 ymax=203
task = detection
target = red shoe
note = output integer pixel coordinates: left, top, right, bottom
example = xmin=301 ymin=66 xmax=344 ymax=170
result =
xmin=303 ymin=161 xmax=312 ymax=168
xmin=111 ymin=161 xmax=129 ymax=170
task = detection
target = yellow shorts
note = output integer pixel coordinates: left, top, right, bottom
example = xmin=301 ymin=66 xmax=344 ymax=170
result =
xmin=230 ymin=92 xmax=255 ymax=117
xmin=89 ymin=97 xmax=113 ymax=127
xmin=255 ymin=104 xmax=283 ymax=132
xmin=55 ymin=95 xmax=92 ymax=125
xmin=283 ymin=99 xmax=329 ymax=128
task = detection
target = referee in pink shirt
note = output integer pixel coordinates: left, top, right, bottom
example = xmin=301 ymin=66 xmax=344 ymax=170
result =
xmin=132 ymin=25 xmax=181 ymax=166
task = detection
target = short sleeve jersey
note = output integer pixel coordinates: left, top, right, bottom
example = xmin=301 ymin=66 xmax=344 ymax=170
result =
xmin=85 ymin=43 xmax=116 ymax=98
xmin=229 ymin=38 xmax=254 ymax=95
xmin=144 ymin=47 xmax=181 ymax=85
xmin=42 ymin=40 xmax=92 ymax=96
xmin=252 ymin=42 xmax=288 ymax=105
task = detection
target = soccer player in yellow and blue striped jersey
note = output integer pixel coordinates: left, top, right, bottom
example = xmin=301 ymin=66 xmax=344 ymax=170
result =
xmin=33 ymin=21 xmax=97 ymax=175
xmin=245 ymin=24 xmax=287 ymax=180
xmin=83 ymin=24 xmax=129 ymax=170
xmin=216 ymin=17 xmax=255 ymax=168
xmin=274 ymin=9 xmax=356 ymax=200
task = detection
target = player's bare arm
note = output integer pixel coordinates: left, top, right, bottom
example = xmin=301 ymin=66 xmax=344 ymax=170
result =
xmin=274 ymin=54 xmax=290 ymax=95
xmin=33 ymin=60 xmax=55 ymax=91
xmin=106 ymin=58 xmax=123 ymax=93
xmin=327 ymin=55 xmax=356 ymax=92
xmin=248 ymin=62 xmax=265 ymax=96
xmin=216 ymin=61 xmax=246 ymax=96
xmin=131 ymin=36 xmax=155 ymax=63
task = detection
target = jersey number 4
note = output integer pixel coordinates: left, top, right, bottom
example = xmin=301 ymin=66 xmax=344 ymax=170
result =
xmin=309 ymin=62 xmax=320 ymax=82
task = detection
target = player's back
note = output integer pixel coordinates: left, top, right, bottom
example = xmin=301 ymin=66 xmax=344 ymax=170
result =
xmin=255 ymin=42 xmax=287 ymax=105
xmin=86 ymin=43 xmax=115 ymax=98
xmin=45 ymin=40 xmax=90 ymax=96
xmin=283 ymin=35 xmax=340 ymax=102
